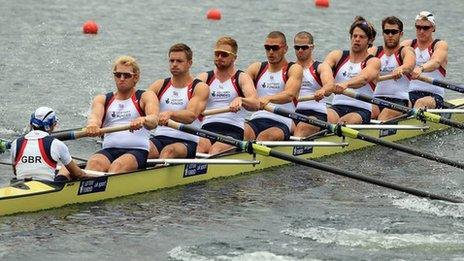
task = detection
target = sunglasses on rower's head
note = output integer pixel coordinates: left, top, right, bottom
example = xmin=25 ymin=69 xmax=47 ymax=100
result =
xmin=293 ymin=44 xmax=313 ymax=51
xmin=383 ymin=29 xmax=401 ymax=35
xmin=113 ymin=72 xmax=135 ymax=79
xmin=415 ymin=25 xmax=433 ymax=31
xmin=264 ymin=44 xmax=284 ymax=51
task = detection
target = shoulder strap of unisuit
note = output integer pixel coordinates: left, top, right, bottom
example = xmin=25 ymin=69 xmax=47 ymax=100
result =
xmin=411 ymin=39 xmax=418 ymax=49
xmin=254 ymin=61 xmax=269 ymax=86
xmin=188 ymin=78 xmax=202 ymax=100
xmin=430 ymin=38 xmax=440 ymax=53
xmin=283 ymin=62 xmax=295 ymax=83
xmin=39 ymin=136 xmax=57 ymax=168
xmin=101 ymin=92 xmax=115 ymax=127
xmin=132 ymin=89 xmax=145 ymax=116
xmin=206 ymin=70 xmax=215 ymax=85
xmin=396 ymin=45 xmax=404 ymax=65
xmin=309 ymin=61 xmax=323 ymax=87
xmin=375 ymin=46 xmax=384 ymax=58
xmin=14 ymin=137 xmax=27 ymax=165
xmin=333 ymin=50 xmax=350 ymax=77
xmin=231 ymin=70 xmax=244 ymax=97
xmin=158 ymin=77 xmax=172 ymax=99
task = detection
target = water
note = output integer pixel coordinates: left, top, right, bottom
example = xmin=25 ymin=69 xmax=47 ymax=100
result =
xmin=1 ymin=0 xmax=464 ymax=260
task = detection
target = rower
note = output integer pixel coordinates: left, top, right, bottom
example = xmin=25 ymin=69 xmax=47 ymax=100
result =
xmin=324 ymin=16 xmax=381 ymax=124
xmin=196 ymin=36 xmax=259 ymax=154
xmin=292 ymin=31 xmax=333 ymax=137
xmin=85 ymin=56 xmax=159 ymax=174
xmin=245 ymin=31 xmax=303 ymax=141
xmin=148 ymin=43 xmax=209 ymax=159
xmin=401 ymin=11 xmax=448 ymax=109
xmin=10 ymin=107 xmax=89 ymax=182
xmin=369 ymin=16 xmax=415 ymax=121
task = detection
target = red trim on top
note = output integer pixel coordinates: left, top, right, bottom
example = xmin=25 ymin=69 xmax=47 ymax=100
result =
xmin=309 ymin=64 xmax=323 ymax=87
xmin=281 ymin=63 xmax=289 ymax=83
xmin=369 ymin=82 xmax=376 ymax=91
xmin=438 ymin=66 xmax=446 ymax=76
xmin=158 ymin=79 xmax=172 ymax=99
xmin=38 ymin=139 xmax=57 ymax=169
xmin=14 ymin=139 xmax=28 ymax=165
xmin=207 ymin=73 xmax=216 ymax=86
xmin=255 ymin=63 xmax=269 ymax=87
xmin=376 ymin=48 xmax=385 ymax=58
xmin=230 ymin=73 xmax=242 ymax=97
xmin=187 ymin=81 xmax=194 ymax=100
xmin=334 ymin=56 xmax=350 ymax=77
xmin=131 ymin=92 xmax=144 ymax=116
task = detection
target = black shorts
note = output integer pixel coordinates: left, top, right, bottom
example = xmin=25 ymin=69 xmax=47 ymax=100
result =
xmin=96 ymin=148 xmax=148 ymax=169
xmin=409 ymin=90 xmax=444 ymax=108
xmin=246 ymin=118 xmax=291 ymax=140
xmin=330 ymin=104 xmax=371 ymax=124
xmin=294 ymin=109 xmax=328 ymax=124
xmin=202 ymin=122 xmax=244 ymax=143
xmin=150 ymin=135 xmax=197 ymax=159
xmin=375 ymin=96 xmax=409 ymax=112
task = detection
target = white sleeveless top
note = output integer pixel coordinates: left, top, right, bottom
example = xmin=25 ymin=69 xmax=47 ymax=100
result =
xmin=296 ymin=62 xmax=327 ymax=114
xmin=409 ymin=41 xmax=446 ymax=97
xmin=332 ymin=58 xmax=375 ymax=112
xmin=250 ymin=66 xmax=295 ymax=129
xmin=374 ymin=48 xmax=410 ymax=100
xmin=153 ymin=82 xmax=200 ymax=143
xmin=102 ymin=95 xmax=150 ymax=151
xmin=202 ymin=73 xmax=245 ymax=129
xmin=11 ymin=130 xmax=72 ymax=181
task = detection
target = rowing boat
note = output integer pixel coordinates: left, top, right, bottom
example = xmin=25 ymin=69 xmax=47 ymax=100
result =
xmin=1 ymin=98 xmax=464 ymax=216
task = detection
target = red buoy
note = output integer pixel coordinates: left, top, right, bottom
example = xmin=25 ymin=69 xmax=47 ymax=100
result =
xmin=315 ymin=0 xmax=329 ymax=8
xmin=206 ymin=9 xmax=222 ymax=20
xmin=83 ymin=20 xmax=99 ymax=34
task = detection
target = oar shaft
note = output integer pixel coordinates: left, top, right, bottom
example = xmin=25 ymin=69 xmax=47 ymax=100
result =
xmin=418 ymin=75 xmax=464 ymax=94
xmin=202 ymin=107 xmax=234 ymax=116
xmin=267 ymin=105 xmax=464 ymax=171
xmin=267 ymin=149 xmax=461 ymax=203
xmin=167 ymin=120 xmax=462 ymax=203
xmin=298 ymin=95 xmax=315 ymax=102
xmin=51 ymin=124 xmax=132 ymax=141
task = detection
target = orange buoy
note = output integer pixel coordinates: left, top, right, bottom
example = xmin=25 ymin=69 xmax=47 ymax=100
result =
xmin=83 ymin=20 xmax=99 ymax=34
xmin=206 ymin=9 xmax=222 ymax=20
xmin=315 ymin=0 xmax=329 ymax=8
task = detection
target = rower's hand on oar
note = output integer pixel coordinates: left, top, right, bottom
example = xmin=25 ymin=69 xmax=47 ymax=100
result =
xmin=259 ymin=97 xmax=271 ymax=110
xmin=159 ymin=111 xmax=172 ymax=126
xmin=410 ymin=66 xmax=423 ymax=80
xmin=333 ymin=83 xmax=348 ymax=94
xmin=129 ymin=117 xmax=146 ymax=132
xmin=391 ymin=67 xmax=405 ymax=80
xmin=314 ymin=89 xmax=327 ymax=101
xmin=85 ymin=124 xmax=102 ymax=137
xmin=229 ymin=97 xmax=242 ymax=112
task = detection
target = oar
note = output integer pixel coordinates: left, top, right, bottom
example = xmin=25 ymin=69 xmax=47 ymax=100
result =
xmin=201 ymin=95 xmax=318 ymax=117
xmin=342 ymin=89 xmax=464 ymax=130
xmin=166 ymin=120 xmax=462 ymax=203
xmin=264 ymin=104 xmax=464 ymax=171
xmin=417 ymin=75 xmax=464 ymax=94
xmin=0 ymin=124 xmax=132 ymax=152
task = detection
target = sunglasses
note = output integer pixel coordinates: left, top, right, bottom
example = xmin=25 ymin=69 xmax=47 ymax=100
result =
xmin=293 ymin=44 xmax=312 ymax=51
xmin=415 ymin=25 xmax=433 ymax=31
xmin=383 ymin=29 xmax=401 ymax=35
xmin=113 ymin=72 xmax=135 ymax=79
xmin=214 ymin=49 xmax=236 ymax=58
xmin=264 ymin=44 xmax=283 ymax=51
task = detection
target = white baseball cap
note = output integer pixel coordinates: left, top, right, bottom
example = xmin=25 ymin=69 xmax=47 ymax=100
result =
xmin=415 ymin=11 xmax=435 ymax=26
xmin=30 ymin=107 xmax=57 ymax=131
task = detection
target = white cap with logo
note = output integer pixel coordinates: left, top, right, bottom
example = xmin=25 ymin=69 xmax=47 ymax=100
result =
xmin=415 ymin=11 xmax=435 ymax=26
xmin=30 ymin=107 xmax=58 ymax=131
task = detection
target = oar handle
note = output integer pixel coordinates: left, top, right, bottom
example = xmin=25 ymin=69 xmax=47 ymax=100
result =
xmin=52 ymin=124 xmax=132 ymax=141
xmin=202 ymin=107 xmax=235 ymax=116
xmin=378 ymin=74 xmax=396 ymax=82
xmin=417 ymin=75 xmax=464 ymax=94
xmin=297 ymin=95 xmax=315 ymax=102
xmin=417 ymin=75 xmax=434 ymax=84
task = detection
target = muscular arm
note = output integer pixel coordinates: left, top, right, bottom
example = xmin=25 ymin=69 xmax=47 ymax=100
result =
xmin=237 ymin=72 xmax=259 ymax=111
xmin=317 ymin=62 xmax=335 ymax=98
xmin=423 ymin=40 xmax=448 ymax=71
xmin=140 ymin=90 xmax=159 ymax=130
xmin=398 ymin=46 xmax=416 ymax=74
xmin=86 ymin=94 xmax=106 ymax=136
xmin=245 ymin=62 xmax=261 ymax=82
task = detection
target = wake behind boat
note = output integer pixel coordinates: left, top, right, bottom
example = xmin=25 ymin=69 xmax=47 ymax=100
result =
xmin=1 ymin=98 xmax=463 ymax=216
